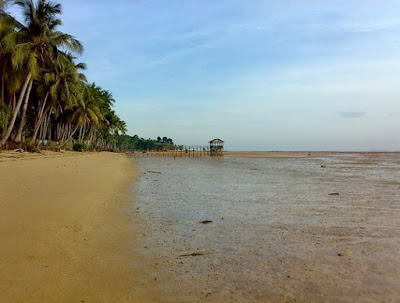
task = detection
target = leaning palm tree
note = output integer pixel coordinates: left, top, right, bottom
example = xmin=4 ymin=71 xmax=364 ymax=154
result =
xmin=0 ymin=0 xmax=83 ymax=146
xmin=106 ymin=110 xmax=127 ymax=135
xmin=30 ymin=53 xmax=86 ymax=145
xmin=57 ymin=83 xmax=104 ymax=147
xmin=0 ymin=9 xmax=16 ymax=137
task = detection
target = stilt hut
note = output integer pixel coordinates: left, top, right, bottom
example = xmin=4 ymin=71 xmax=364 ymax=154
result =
xmin=209 ymin=138 xmax=224 ymax=157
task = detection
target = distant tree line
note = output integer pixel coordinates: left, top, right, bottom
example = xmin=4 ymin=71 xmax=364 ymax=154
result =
xmin=115 ymin=135 xmax=176 ymax=152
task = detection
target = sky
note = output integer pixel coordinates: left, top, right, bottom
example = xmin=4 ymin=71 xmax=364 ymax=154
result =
xmin=10 ymin=0 xmax=400 ymax=151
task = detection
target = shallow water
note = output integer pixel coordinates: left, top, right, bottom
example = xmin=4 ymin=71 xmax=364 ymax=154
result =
xmin=131 ymin=153 xmax=400 ymax=302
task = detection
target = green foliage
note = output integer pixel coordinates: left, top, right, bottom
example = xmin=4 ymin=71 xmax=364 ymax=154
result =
xmin=0 ymin=0 xmax=178 ymax=151
xmin=113 ymin=134 xmax=175 ymax=152
xmin=72 ymin=142 xmax=86 ymax=152
xmin=0 ymin=104 xmax=11 ymax=127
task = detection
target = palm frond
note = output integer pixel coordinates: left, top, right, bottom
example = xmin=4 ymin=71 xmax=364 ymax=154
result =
xmin=11 ymin=41 xmax=31 ymax=68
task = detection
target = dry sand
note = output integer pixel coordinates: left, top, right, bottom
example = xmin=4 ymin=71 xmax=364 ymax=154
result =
xmin=0 ymin=152 xmax=158 ymax=303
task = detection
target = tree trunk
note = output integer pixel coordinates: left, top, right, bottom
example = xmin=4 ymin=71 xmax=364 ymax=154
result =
xmin=61 ymin=124 xmax=69 ymax=143
xmin=0 ymin=73 xmax=32 ymax=146
xmin=12 ymin=93 xmax=16 ymax=111
xmin=62 ymin=123 xmax=70 ymax=142
xmin=87 ymin=127 xmax=95 ymax=147
xmin=60 ymin=124 xmax=66 ymax=142
xmin=39 ymin=110 xmax=51 ymax=142
xmin=38 ymin=114 xmax=46 ymax=143
xmin=29 ymin=92 xmax=49 ymax=145
xmin=15 ymin=80 xmax=33 ymax=143
xmin=58 ymin=124 xmax=79 ymax=148
xmin=81 ymin=123 xmax=86 ymax=142
xmin=48 ymin=119 xmax=52 ymax=141
xmin=78 ymin=124 xmax=84 ymax=142
xmin=56 ymin=123 xmax=63 ymax=142
xmin=0 ymin=77 xmax=4 ymax=105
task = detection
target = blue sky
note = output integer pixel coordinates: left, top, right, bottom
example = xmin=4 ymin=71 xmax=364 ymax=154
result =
xmin=11 ymin=1 xmax=400 ymax=150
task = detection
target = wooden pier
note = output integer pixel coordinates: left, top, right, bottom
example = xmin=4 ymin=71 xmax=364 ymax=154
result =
xmin=132 ymin=139 xmax=225 ymax=158
xmin=131 ymin=146 xmax=211 ymax=158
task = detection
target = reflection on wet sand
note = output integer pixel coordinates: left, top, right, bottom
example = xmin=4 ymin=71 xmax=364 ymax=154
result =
xmin=132 ymin=152 xmax=400 ymax=302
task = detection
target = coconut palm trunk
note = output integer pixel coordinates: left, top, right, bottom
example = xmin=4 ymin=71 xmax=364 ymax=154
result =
xmin=30 ymin=92 xmax=49 ymax=145
xmin=39 ymin=110 xmax=51 ymax=142
xmin=15 ymin=79 xmax=33 ymax=143
xmin=58 ymin=123 xmax=79 ymax=148
xmin=81 ymin=123 xmax=86 ymax=142
xmin=38 ymin=111 xmax=48 ymax=142
xmin=0 ymin=73 xmax=32 ymax=146
xmin=12 ymin=93 xmax=16 ymax=111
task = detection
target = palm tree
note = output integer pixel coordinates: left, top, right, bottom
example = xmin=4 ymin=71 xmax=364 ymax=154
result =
xmin=30 ymin=53 xmax=86 ymax=145
xmin=57 ymin=83 xmax=104 ymax=147
xmin=1 ymin=0 xmax=133 ymax=151
xmin=0 ymin=0 xmax=83 ymax=146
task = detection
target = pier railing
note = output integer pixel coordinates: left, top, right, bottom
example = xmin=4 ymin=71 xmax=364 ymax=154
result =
xmin=131 ymin=145 xmax=222 ymax=157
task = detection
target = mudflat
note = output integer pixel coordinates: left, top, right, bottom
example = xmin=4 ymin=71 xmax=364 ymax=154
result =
xmin=0 ymin=152 xmax=157 ymax=303
xmin=132 ymin=152 xmax=400 ymax=302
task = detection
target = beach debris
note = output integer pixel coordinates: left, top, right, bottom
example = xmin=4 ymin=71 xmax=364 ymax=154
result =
xmin=147 ymin=171 xmax=162 ymax=174
xmin=329 ymin=192 xmax=340 ymax=196
xmin=178 ymin=252 xmax=205 ymax=257
xmin=337 ymin=252 xmax=345 ymax=257
xmin=14 ymin=148 xmax=24 ymax=152
xmin=199 ymin=220 xmax=213 ymax=224
xmin=321 ymin=165 xmax=326 ymax=168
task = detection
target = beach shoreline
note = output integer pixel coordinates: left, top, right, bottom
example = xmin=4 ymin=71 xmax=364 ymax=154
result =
xmin=2 ymin=151 xmax=399 ymax=302
xmin=0 ymin=152 xmax=158 ymax=302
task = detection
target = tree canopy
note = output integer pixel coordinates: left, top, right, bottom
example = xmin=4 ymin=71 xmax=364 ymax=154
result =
xmin=0 ymin=0 xmax=176 ymax=152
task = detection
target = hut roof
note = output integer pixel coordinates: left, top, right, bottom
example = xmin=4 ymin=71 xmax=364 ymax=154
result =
xmin=209 ymin=138 xmax=224 ymax=144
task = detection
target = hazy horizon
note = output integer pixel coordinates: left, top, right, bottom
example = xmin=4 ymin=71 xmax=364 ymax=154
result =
xmin=9 ymin=1 xmax=400 ymax=151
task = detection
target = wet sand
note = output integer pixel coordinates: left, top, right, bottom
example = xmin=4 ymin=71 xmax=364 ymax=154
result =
xmin=132 ymin=152 xmax=400 ymax=302
xmin=0 ymin=152 xmax=159 ymax=302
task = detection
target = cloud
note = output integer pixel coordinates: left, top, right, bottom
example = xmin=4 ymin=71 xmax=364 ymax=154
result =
xmin=340 ymin=111 xmax=366 ymax=118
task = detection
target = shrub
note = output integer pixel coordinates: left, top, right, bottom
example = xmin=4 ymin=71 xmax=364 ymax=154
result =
xmin=0 ymin=104 xmax=12 ymax=129
xmin=73 ymin=143 xmax=87 ymax=152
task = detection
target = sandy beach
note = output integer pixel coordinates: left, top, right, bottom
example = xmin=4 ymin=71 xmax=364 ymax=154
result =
xmin=0 ymin=152 xmax=158 ymax=303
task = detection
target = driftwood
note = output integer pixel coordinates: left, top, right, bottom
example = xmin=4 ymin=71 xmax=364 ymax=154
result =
xmin=199 ymin=220 xmax=213 ymax=224
xmin=178 ymin=252 xmax=205 ymax=257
